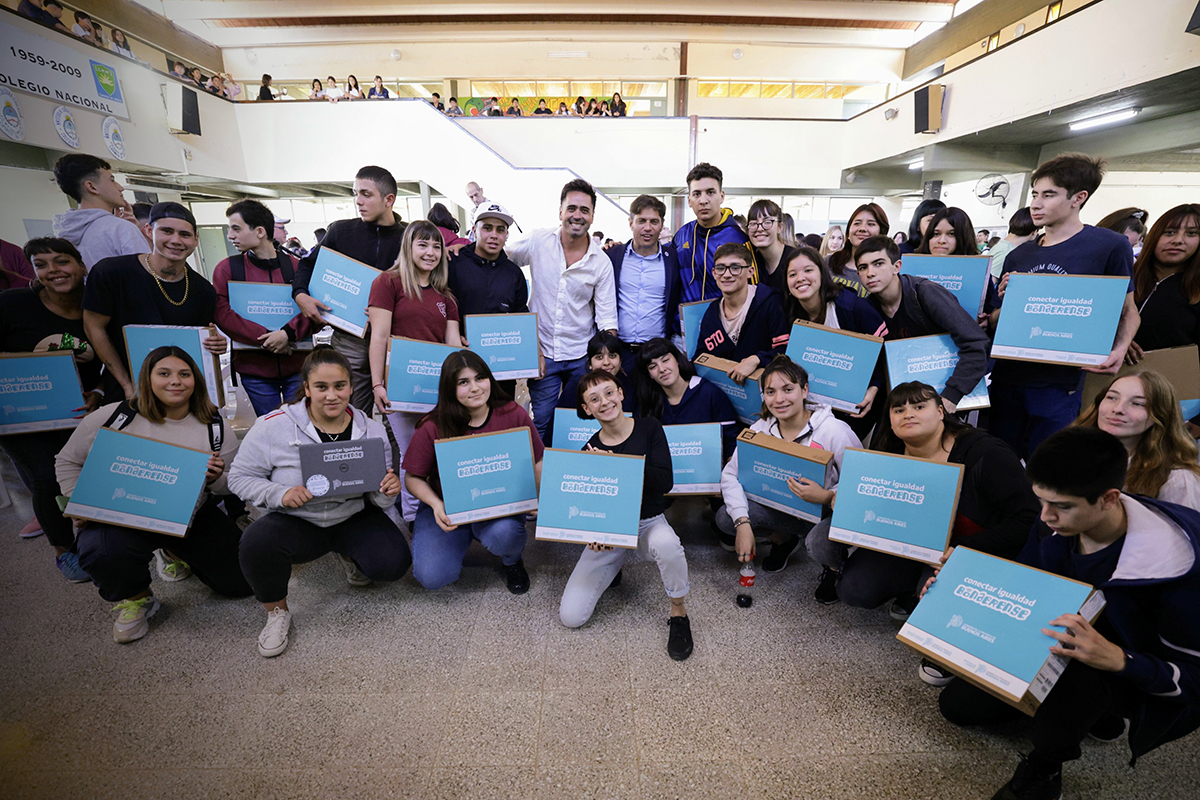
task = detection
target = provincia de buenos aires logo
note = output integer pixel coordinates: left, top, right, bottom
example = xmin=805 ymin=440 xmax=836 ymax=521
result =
xmin=0 ymin=87 xmax=25 ymax=141
xmin=101 ymin=116 xmax=125 ymax=160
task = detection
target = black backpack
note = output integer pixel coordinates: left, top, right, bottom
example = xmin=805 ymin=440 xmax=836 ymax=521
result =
xmin=229 ymin=252 xmax=295 ymax=284
xmin=103 ymin=399 xmax=226 ymax=452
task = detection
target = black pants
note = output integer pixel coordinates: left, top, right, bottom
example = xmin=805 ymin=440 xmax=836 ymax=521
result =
xmin=837 ymin=547 xmax=931 ymax=609
xmin=0 ymin=430 xmax=74 ymax=549
xmin=939 ymin=661 xmax=1136 ymax=764
xmin=238 ymin=505 xmax=412 ymax=603
xmin=77 ymin=497 xmax=253 ymax=602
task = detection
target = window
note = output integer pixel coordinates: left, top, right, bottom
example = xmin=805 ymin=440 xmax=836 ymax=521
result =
xmin=696 ymin=81 xmax=728 ymax=98
xmin=793 ymin=84 xmax=825 ymax=99
xmin=728 ymin=82 xmax=761 ymax=98
xmin=1047 ymin=2 xmax=1063 ymax=23
xmin=986 ymin=33 xmax=1000 ymax=52
xmin=621 ymin=82 xmax=666 ymax=97
xmin=760 ymin=83 xmax=791 ymax=99
xmin=538 ymin=81 xmax=570 ymax=97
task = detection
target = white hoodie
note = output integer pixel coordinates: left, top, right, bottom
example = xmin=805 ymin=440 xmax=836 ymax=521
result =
xmin=720 ymin=403 xmax=861 ymax=521
xmin=228 ymin=401 xmax=395 ymax=527
xmin=52 ymin=208 xmax=149 ymax=271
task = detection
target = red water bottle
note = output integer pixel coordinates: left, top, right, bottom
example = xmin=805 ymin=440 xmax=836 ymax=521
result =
xmin=737 ymin=562 xmax=755 ymax=608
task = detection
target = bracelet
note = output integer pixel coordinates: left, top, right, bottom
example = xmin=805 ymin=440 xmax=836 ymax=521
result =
xmin=373 ymin=383 xmax=385 ymax=390
xmin=733 ymin=517 xmax=750 ymax=528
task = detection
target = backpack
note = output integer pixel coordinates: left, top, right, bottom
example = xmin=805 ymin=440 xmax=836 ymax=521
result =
xmin=103 ymin=399 xmax=226 ymax=452
xmin=229 ymin=252 xmax=295 ymax=284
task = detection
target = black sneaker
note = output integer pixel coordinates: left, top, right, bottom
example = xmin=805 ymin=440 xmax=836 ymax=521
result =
xmin=889 ymin=593 xmax=919 ymax=621
xmin=608 ymin=569 xmax=623 ymax=590
xmin=761 ymin=535 xmax=802 ymax=573
xmin=814 ymin=567 xmax=840 ymax=605
xmin=667 ymin=615 xmax=694 ymax=661
xmin=504 ymin=560 xmax=530 ymax=595
xmin=1087 ymin=714 xmax=1129 ymax=743
xmin=918 ymin=658 xmax=953 ymax=687
xmin=990 ymin=754 xmax=1062 ymax=800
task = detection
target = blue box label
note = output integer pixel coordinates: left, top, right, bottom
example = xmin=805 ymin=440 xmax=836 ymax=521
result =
xmin=310 ymin=247 xmax=380 ymax=337
xmin=681 ymin=300 xmax=714 ymax=358
xmin=123 ymin=325 xmax=222 ymax=406
xmin=736 ymin=430 xmax=831 ymax=522
xmin=435 ymin=427 xmax=539 ymax=524
xmin=464 ymin=313 xmax=540 ymax=380
xmin=885 ymin=334 xmax=989 ymax=410
xmin=665 ymin=422 xmax=723 ymax=495
xmin=898 ymin=547 xmax=1103 ymax=707
xmin=902 ymin=254 xmax=992 ymax=316
xmin=65 ymin=427 xmax=211 ymax=536
xmin=785 ymin=321 xmax=882 ymax=412
xmin=992 ymin=274 xmax=1127 ymax=366
xmin=535 ymin=448 xmax=645 ymax=548
xmin=830 ymin=448 xmax=963 ymax=563
xmin=385 ymin=337 xmax=460 ymax=412
xmin=694 ymin=355 xmax=761 ymax=424
xmin=0 ymin=351 xmax=84 ymax=434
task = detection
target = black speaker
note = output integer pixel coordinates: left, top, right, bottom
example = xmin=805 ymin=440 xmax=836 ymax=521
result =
xmin=1188 ymin=1 xmax=1200 ymax=35
xmin=914 ymin=84 xmax=944 ymax=134
xmin=181 ymin=87 xmax=202 ymax=135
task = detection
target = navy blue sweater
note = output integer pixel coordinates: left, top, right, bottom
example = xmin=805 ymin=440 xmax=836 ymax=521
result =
xmin=656 ymin=376 xmax=741 ymax=462
xmin=694 ymin=285 xmax=789 ymax=366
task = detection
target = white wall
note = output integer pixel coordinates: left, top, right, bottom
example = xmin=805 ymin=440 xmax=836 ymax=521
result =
xmin=1081 ymin=172 xmax=1200 ymax=226
xmin=0 ymin=166 xmax=67 ymax=244
xmin=686 ymin=42 xmax=904 ymax=83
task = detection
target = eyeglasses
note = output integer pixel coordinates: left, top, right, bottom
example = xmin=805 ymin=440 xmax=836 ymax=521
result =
xmin=713 ymin=264 xmax=747 ymax=276
xmin=747 ymin=218 xmax=778 ymax=231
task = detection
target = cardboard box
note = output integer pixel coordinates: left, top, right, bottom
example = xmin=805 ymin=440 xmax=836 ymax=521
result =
xmin=435 ymin=427 xmax=539 ymax=524
xmin=884 ymin=334 xmax=989 ymax=410
xmin=309 ymin=247 xmax=382 ymax=337
xmin=900 ymin=254 xmax=992 ymax=316
xmin=992 ymin=274 xmax=1128 ymax=367
xmin=124 ymin=324 xmax=224 ymax=406
xmin=1082 ymin=344 xmax=1200 ymax=419
xmin=736 ymin=428 xmax=833 ymax=522
xmin=665 ymin=422 xmax=723 ymax=495
xmin=0 ymin=350 xmax=85 ymax=434
xmin=384 ymin=336 xmax=459 ymax=412
xmin=680 ymin=299 xmax=715 ymax=359
xmin=897 ymin=547 xmax=1106 ymax=715
xmin=464 ymin=313 xmax=540 ymax=380
xmin=694 ymin=353 xmax=762 ymax=424
xmin=535 ymin=447 xmax=645 ymax=549
xmin=785 ymin=320 xmax=883 ymax=413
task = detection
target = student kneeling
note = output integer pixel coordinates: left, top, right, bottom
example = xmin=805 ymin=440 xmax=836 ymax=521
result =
xmin=403 ymin=351 xmax=540 ymax=593
xmin=559 ymin=370 xmax=694 ymax=661
xmin=229 ymin=347 xmax=411 ymax=658
xmin=934 ymin=427 xmax=1200 ymax=799
xmin=57 ymin=346 xmax=252 ymax=644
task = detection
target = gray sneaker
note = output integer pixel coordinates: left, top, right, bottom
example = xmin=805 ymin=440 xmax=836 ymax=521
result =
xmin=112 ymin=596 xmax=161 ymax=643
xmin=336 ymin=553 xmax=372 ymax=587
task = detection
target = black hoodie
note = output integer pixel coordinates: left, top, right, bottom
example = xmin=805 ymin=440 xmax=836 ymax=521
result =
xmin=944 ymin=428 xmax=1040 ymax=557
xmin=292 ymin=215 xmax=408 ymax=299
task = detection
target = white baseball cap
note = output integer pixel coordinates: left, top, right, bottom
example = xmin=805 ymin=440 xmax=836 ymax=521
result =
xmin=473 ymin=202 xmax=514 ymax=227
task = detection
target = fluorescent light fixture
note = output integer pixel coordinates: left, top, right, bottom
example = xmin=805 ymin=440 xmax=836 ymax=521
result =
xmin=1069 ymin=108 xmax=1140 ymax=131
xmin=908 ymin=160 xmax=925 ymax=171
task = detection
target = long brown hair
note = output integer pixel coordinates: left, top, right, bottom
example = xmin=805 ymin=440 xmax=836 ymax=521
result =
xmin=422 ymin=350 xmax=511 ymax=438
xmin=1074 ymin=370 xmax=1200 ymax=497
xmin=1133 ymin=204 xmax=1200 ymax=305
xmin=828 ymin=202 xmax=890 ymax=274
xmin=132 ymin=346 xmax=218 ymax=424
xmin=388 ymin=219 xmax=452 ymax=302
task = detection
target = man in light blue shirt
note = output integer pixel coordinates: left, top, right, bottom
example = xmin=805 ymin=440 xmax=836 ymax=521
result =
xmin=606 ymin=195 xmax=682 ymax=375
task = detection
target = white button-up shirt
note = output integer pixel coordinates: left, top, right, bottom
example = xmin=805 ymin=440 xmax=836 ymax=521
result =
xmin=506 ymin=228 xmax=618 ymax=362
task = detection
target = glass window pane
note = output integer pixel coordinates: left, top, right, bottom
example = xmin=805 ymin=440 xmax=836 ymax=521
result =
xmin=696 ymin=81 xmax=727 ymax=98
xmin=572 ymin=82 xmax=603 ymax=98
xmin=728 ymin=82 xmax=760 ymax=98
xmin=793 ymin=83 xmax=824 ymax=99
xmin=760 ymin=83 xmax=791 ymax=99
xmin=601 ymin=82 xmax=621 ymax=97
xmin=394 ymin=83 xmax=437 ymax=98
xmin=471 ymin=82 xmax=505 ymax=98
xmin=621 ymin=81 xmax=666 ymax=97
xmin=825 ymin=85 xmax=846 ymax=99
xmin=843 ymin=84 xmax=887 ymax=101
xmin=505 ymin=82 xmax=536 ymax=97
xmin=538 ymin=82 xmax=570 ymax=97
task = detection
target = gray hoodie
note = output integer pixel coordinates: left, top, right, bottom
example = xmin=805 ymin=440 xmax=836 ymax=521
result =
xmin=52 ymin=208 xmax=149 ymax=271
xmin=228 ymin=401 xmax=396 ymax=526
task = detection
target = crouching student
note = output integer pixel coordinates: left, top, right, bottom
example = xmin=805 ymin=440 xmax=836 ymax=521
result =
xmin=559 ymin=370 xmax=694 ymax=661
xmin=819 ymin=382 xmax=1038 ymax=683
xmin=933 ymin=427 xmax=1200 ymax=799
xmin=230 ymin=347 xmax=411 ymax=658
xmin=717 ymin=356 xmax=860 ymax=579
xmin=693 ymin=242 xmax=789 ymax=383
xmin=403 ymin=350 xmax=541 ymax=594
xmin=57 ymin=346 xmax=252 ymax=643
xmin=1074 ymin=371 xmax=1200 ymax=510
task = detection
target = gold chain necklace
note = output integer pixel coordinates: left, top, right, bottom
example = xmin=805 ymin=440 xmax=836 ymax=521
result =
xmin=142 ymin=254 xmax=189 ymax=306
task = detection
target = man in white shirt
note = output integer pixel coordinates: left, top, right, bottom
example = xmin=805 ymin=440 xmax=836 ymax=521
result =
xmin=506 ymin=179 xmax=618 ymax=442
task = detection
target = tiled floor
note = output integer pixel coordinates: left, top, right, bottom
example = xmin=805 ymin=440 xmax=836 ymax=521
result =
xmin=1 ymin=459 xmax=1198 ymax=799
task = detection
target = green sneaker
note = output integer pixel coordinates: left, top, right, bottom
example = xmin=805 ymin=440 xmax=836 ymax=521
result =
xmin=112 ymin=596 xmax=161 ymax=643
xmin=154 ymin=549 xmax=192 ymax=582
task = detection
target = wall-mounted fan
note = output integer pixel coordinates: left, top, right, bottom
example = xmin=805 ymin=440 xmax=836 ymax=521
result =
xmin=975 ymin=173 xmax=1011 ymax=209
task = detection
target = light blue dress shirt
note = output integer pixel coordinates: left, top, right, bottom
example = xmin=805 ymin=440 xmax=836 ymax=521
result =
xmin=617 ymin=244 xmax=666 ymax=344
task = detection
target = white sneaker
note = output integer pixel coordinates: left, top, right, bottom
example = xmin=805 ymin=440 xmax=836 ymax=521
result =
xmin=112 ymin=596 xmax=161 ymax=643
xmin=154 ymin=549 xmax=192 ymax=582
xmin=257 ymin=607 xmax=292 ymax=658
xmin=337 ymin=553 xmax=371 ymax=586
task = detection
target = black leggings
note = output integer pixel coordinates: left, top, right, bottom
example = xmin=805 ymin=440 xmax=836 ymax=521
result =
xmin=77 ymin=497 xmax=253 ymax=602
xmin=238 ymin=505 xmax=412 ymax=603
xmin=939 ymin=660 xmax=1136 ymax=765
xmin=0 ymin=430 xmax=74 ymax=549
xmin=837 ymin=547 xmax=931 ymax=608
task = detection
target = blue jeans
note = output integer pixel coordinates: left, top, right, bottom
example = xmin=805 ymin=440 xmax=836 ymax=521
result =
xmin=410 ymin=502 xmax=528 ymax=589
xmin=529 ymin=356 xmax=587 ymax=444
xmin=987 ymin=381 xmax=1082 ymax=461
xmin=240 ymin=374 xmax=303 ymax=418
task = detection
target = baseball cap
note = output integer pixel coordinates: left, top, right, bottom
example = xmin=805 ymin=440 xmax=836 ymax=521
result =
xmin=473 ymin=202 xmax=514 ymax=227
xmin=274 ymin=217 xmax=291 ymax=225
xmin=149 ymin=201 xmax=197 ymax=231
